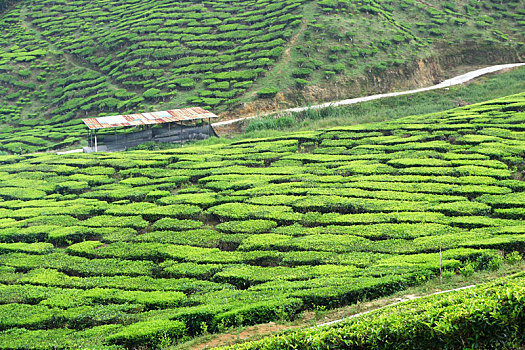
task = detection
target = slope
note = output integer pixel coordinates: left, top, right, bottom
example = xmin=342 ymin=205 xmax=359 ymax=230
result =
xmin=220 ymin=272 xmax=525 ymax=350
xmin=0 ymin=92 xmax=523 ymax=348
xmin=0 ymin=0 xmax=524 ymax=152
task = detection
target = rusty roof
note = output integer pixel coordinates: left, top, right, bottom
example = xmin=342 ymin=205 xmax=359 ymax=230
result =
xmin=82 ymin=107 xmax=219 ymax=130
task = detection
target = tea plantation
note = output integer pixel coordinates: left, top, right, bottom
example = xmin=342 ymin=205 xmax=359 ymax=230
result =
xmin=0 ymin=92 xmax=523 ymax=348
xmin=222 ymin=272 xmax=525 ymax=350
xmin=0 ymin=0 xmax=524 ymax=153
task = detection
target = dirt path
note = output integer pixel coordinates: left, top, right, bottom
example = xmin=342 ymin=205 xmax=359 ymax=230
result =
xmin=212 ymin=63 xmax=525 ymax=128
xmin=316 ymin=284 xmax=476 ymax=328
xmin=19 ymin=6 xmax=127 ymax=95
xmin=190 ymin=322 xmax=302 ymax=350
xmin=187 ymin=284 xmax=478 ymax=349
xmin=274 ymin=19 xmax=309 ymax=77
xmin=245 ymin=17 xmax=310 ymax=100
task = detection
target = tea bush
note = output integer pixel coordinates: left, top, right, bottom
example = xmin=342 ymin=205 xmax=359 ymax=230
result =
xmin=222 ymin=273 xmax=525 ymax=350
xmin=0 ymin=93 xmax=522 ymax=347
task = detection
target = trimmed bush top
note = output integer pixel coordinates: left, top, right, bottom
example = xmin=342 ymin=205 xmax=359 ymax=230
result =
xmin=0 ymin=93 xmax=522 ymax=347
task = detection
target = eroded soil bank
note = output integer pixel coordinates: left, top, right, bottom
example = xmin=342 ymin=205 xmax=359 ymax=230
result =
xmin=222 ymin=43 xmax=523 ymax=121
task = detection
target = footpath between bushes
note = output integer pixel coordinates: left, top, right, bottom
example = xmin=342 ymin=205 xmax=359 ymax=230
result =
xmin=182 ymin=262 xmax=525 ymax=350
xmin=316 ymin=284 xmax=476 ymax=328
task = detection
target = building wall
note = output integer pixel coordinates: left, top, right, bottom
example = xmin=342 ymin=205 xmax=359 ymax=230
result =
xmin=97 ymin=124 xmax=217 ymax=151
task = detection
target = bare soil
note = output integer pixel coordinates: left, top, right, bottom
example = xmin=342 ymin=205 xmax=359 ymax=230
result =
xmin=218 ymin=44 xmax=523 ymax=124
xmin=190 ymin=323 xmax=301 ymax=350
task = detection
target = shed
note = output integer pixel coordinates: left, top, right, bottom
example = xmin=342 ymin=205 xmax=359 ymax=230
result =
xmin=82 ymin=107 xmax=219 ymax=152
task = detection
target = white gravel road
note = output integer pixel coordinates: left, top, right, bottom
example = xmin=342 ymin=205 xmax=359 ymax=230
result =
xmin=212 ymin=63 xmax=525 ymax=127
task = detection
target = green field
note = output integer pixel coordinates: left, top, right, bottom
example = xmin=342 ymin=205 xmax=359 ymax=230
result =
xmin=222 ymin=272 xmax=525 ymax=349
xmin=0 ymin=92 xmax=523 ymax=348
xmin=0 ymin=0 xmax=524 ymax=153
xmin=245 ymin=65 xmax=525 ymax=133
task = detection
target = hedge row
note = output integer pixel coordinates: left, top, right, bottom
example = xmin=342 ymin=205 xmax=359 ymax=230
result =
xmin=223 ymin=273 xmax=525 ymax=350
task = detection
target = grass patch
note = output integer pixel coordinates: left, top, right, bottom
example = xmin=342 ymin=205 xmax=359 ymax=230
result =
xmin=245 ymin=66 xmax=525 ymax=133
xmin=171 ymin=260 xmax=525 ymax=350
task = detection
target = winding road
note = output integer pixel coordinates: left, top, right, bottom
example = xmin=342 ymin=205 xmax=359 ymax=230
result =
xmin=212 ymin=63 xmax=525 ymax=127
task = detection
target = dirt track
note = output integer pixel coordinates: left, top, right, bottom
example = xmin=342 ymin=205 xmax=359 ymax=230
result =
xmin=212 ymin=63 xmax=525 ymax=129
xmin=316 ymin=284 xmax=476 ymax=328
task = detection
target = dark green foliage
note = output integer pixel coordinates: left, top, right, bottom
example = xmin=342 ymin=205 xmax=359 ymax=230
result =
xmin=142 ymin=88 xmax=162 ymax=100
xmin=0 ymin=0 xmax=523 ymax=153
xmin=223 ymin=273 xmax=525 ymax=350
xmin=292 ymin=68 xmax=313 ymax=78
xmin=0 ymin=0 xmax=20 ymax=12
xmin=216 ymin=220 xmax=277 ymax=234
xmin=105 ymin=319 xmax=186 ymax=347
xmin=212 ymin=298 xmax=303 ymax=330
xmin=257 ymin=87 xmax=279 ymax=99
xmin=151 ymin=218 xmax=203 ymax=231
xmin=0 ymin=87 xmax=522 ymax=348
xmin=295 ymin=78 xmax=308 ymax=88
xmin=0 ymin=0 xmax=307 ymax=151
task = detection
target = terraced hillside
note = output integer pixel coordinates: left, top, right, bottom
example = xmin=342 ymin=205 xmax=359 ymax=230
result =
xmin=223 ymin=273 xmax=525 ymax=350
xmin=0 ymin=0 xmax=524 ymax=153
xmin=0 ymin=93 xmax=523 ymax=348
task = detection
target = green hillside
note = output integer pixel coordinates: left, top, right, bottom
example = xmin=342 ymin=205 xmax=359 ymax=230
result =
xmin=222 ymin=272 xmax=525 ymax=350
xmin=0 ymin=0 xmax=524 ymax=153
xmin=0 ymin=93 xmax=523 ymax=348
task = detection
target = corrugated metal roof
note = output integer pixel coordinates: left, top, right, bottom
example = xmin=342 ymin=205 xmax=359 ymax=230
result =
xmin=82 ymin=107 xmax=219 ymax=130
